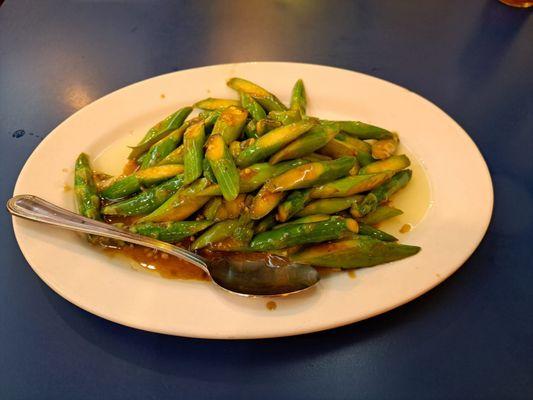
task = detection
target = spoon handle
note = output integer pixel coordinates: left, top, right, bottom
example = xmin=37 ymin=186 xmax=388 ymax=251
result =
xmin=7 ymin=195 xmax=208 ymax=271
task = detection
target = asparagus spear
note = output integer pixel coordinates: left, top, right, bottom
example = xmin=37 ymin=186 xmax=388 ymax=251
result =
xmin=359 ymin=154 xmax=410 ymax=175
xmin=359 ymin=205 xmax=403 ymax=225
xmin=202 ymin=158 xmax=217 ymax=184
xmin=318 ymin=133 xmax=372 ymax=165
xmin=289 ymin=79 xmax=307 ymax=115
xmin=303 ymin=152 xmax=331 ymax=162
xmin=256 ymin=118 xmax=282 ymax=136
xmin=351 ymin=170 xmax=412 ymax=217
xmin=195 ymin=159 xmax=308 ymax=196
xmin=236 ymin=120 xmax=316 ymax=167
xmin=357 ymin=224 xmax=398 ymax=242
xmin=269 ymin=123 xmax=338 ymax=164
xmin=183 ymin=122 xmax=206 ymax=184
xmin=74 ymin=153 xmax=101 ymax=220
xmin=297 ymin=195 xmax=363 ymax=217
xmin=268 ymin=110 xmax=301 ymax=125
xmin=130 ymin=220 xmax=214 ymax=243
xmin=227 ymin=77 xmax=287 ymax=112
xmin=322 ymin=120 xmax=393 ymax=140
xmin=372 ymin=132 xmax=399 ymax=160
xmin=211 ymin=194 xmax=249 ymax=221
xmin=243 ymin=119 xmax=259 ymax=139
xmin=205 ymin=134 xmax=240 ymax=200
xmin=100 ymin=165 xmax=184 ymax=200
xmin=198 ymin=109 xmax=222 ymax=128
xmin=158 ymin=144 xmax=184 ymax=165
xmin=191 ymin=219 xmax=241 ymax=250
xmin=250 ymin=217 xmax=359 ymax=251
xmin=276 ymin=189 xmax=312 ymax=222
xmin=264 ymin=156 xmax=356 ymax=192
xmin=210 ymin=106 xmax=248 ymax=144
xmin=128 ymin=106 xmax=192 ymax=160
xmin=140 ymin=122 xmax=190 ymax=169
xmin=138 ymin=178 xmax=210 ymax=222
xmin=240 ymin=92 xmax=267 ymax=121
xmin=254 ymin=214 xmax=278 ymax=234
xmin=250 ymin=185 xmax=285 ymax=220
xmin=291 ymin=236 xmax=420 ymax=268
xmin=101 ymin=175 xmax=185 ymax=216
xmin=202 ymin=197 xmax=223 ymax=220
xmin=273 ymin=214 xmax=331 ymax=230
xmin=194 ymin=98 xmax=240 ymax=110
xmin=309 ymin=171 xmax=395 ymax=199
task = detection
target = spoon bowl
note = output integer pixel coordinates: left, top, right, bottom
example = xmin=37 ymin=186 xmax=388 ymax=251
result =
xmin=7 ymin=195 xmax=320 ymax=297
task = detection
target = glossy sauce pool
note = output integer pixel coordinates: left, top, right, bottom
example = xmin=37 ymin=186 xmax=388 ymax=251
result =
xmin=92 ymin=134 xmax=432 ymax=281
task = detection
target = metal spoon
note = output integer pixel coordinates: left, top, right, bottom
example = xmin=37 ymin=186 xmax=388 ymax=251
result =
xmin=7 ymin=195 xmax=319 ymax=297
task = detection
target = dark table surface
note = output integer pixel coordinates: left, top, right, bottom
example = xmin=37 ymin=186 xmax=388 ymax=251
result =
xmin=1 ymin=0 xmax=532 ymax=399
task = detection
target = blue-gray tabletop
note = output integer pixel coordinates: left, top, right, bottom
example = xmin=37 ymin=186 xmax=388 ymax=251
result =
xmin=1 ymin=1 xmax=532 ymax=399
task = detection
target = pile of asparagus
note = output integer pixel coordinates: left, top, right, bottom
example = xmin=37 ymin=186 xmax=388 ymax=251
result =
xmin=74 ymin=78 xmax=420 ymax=269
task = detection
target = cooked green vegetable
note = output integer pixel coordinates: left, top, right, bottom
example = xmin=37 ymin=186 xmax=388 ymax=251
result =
xmin=101 ymin=165 xmax=184 ymax=200
xmin=140 ymin=123 xmax=190 ymax=169
xmin=291 ymin=236 xmax=420 ymax=268
xmin=323 ymin=120 xmax=393 ymax=140
xmin=297 ymin=195 xmax=363 ymax=217
xmin=202 ymin=157 xmax=217 ymax=183
xmin=265 ymin=156 xmax=356 ymax=192
xmin=357 ymin=224 xmax=397 ymax=242
xmin=256 ymin=118 xmax=282 ymax=136
xmin=351 ymin=170 xmax=412 ymax=217
xmin=303 ymin=152 xmax=331 ymax=162
xmin=269 ymin=124 xmax=338 ymax=164
xmin=209 ymin=219 xmax=255 ymax=251
xmin=74 ymin=153 xmax=101 ymax=220
xmin=183 ymin=122 xmax=206 ymax=184
xmin=372 ymin=132 xmax=399 ymax=160
xmin=254 ymin=214 xmax=278 ymax=234
xmin=309 ymin=171 xmax=395 ymax=199
xmin=335 ymin=132 xmax=372 ymax=153
xmin=130 ymin=220 xmax=214 ymax=243
xmin=129 ymin=106 xmax=192 ymax=160
xmin=227 ymin=77 xmax=287 ymax=112
xmin=318 ymin=133 xmax=372 ymax=162
xmin=268 ymin=110 xmax=301 ymax=125
xmin=102 ymin=175 xmax=185 ymax=216
xmin=240 ymin=92 xmax=267 ymax=121
xmin=358 ymin=205 xmax=404 ymax=225
xmin=191 ymin=219 xmax=241 ymax=250
xmin=359 ymin=154 xmax=410 ymax=175
xmin=205 ymin=134 xmax=240 ymax=201
xmin=250 ymin=185 xmax=285 ymax=220
xmin=210 ymin=106 xmax=248 ymax=144
xmin=357 ymin=151 xmax=375 ymax=167
xmin=236 ymin=120 xmax=316 ymax=167
xmin=75 ymin=78 xmax=421 ymax=280
xmin=196 ymin=159 xmax=308 ymax=197
xmin=138 ymin=178 xmax=210 ymax=222
xmin=273 ymin=214 xmax=331 ymax=230
xmin=211 ymin=194 xmax=248 ymax=221
xmin=276 ymin=189 xmax=312 ymax=222
xmin=243 ymin=120 xmax=259 ymax=139
xmin=202 ymin=197 xmax=223 ymax=220
xmin=194 ymin=98 xmax=240 ymax=110
xmin=158 ymin=145 xmax=184 ymax=165
xmin=250 ymin=217 xmax=358 ymax=251
xmin=290 ymin=79 xmax=306 ymax=115
xmin=198 ymin=109 xmax=222 ymax=128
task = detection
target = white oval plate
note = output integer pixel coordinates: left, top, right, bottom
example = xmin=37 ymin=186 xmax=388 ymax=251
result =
xmin=12 ymin=62 xmax=493 ymax=339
